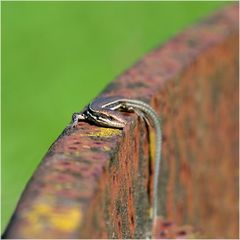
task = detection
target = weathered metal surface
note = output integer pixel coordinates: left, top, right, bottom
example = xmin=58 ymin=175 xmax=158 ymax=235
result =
xmin=152 ymin=217 xmax=200 ymax=239
xmin=3 ymin=4 xmax=239 ymax=239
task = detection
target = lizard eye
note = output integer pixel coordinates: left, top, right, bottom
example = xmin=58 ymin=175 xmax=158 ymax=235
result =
xmin=96 ymin=116 xmax=103 ymax=121
xmin=108 ymin=116 xmax=115 ymax=121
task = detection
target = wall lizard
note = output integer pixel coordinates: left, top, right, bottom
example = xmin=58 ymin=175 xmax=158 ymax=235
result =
xmin=71 ymin=96 xmax=162 ymax=237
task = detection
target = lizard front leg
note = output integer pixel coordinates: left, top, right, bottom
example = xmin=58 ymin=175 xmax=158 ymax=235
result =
xmin=71 ymin=112 xmax=87 ymax=128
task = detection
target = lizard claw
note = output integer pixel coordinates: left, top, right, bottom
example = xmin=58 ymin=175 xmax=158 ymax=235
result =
xmin=71 ymin=112 xmax=86 ymax=128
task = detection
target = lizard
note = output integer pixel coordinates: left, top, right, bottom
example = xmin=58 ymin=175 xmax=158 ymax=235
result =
xmin=71 ymin=96 xmax=162 ymax=237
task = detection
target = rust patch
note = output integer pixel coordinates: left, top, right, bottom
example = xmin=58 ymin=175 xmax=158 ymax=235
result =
xmin=152 ymin=216 xmax=201 ymax=239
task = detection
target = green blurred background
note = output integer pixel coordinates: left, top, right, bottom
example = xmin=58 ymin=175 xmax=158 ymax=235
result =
xmin=2 ymin=1 xmax=228 ymax=232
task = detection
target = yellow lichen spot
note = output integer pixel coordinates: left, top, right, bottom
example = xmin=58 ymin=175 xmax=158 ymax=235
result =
xmin=87 ymin=127 xmax=121 ymax=137
xmin=22 ymin=203 xmax=52 ymax=234
xmin=50 ymin=208 xmax=82 ymax=231
xmin=24 ymin=203 xmax=51 ymax=224
xmin=149 ymin=130 xmax=156 ymax=163
xmin=23 ymin=202 xmax=82 ymax=233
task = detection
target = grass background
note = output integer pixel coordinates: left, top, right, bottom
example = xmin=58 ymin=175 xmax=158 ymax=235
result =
xmin=2 ymin=1 xmax=228 ymax=232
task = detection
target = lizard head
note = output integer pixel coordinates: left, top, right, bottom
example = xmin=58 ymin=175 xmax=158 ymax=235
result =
xmin=86 ymin=109 xmax=126 ymax=129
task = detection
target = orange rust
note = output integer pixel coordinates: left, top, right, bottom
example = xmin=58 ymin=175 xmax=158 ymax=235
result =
xmin=156 ymin=32 xmax=238 ymax=237
xmin=152 ymin=216 xmax=200 ymax=239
